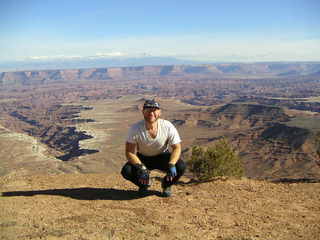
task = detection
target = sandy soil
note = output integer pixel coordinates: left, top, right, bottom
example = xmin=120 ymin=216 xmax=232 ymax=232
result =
xmin=1 ymin=172 xmax=319 ymax=240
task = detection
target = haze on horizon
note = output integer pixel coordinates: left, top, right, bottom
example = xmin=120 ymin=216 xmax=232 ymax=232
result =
xmin=1 ymin=0 xmax=320 ymax=71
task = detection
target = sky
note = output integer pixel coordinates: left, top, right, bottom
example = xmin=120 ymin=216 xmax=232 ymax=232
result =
xmin=1 ymin=0 xmax=320 ymax=65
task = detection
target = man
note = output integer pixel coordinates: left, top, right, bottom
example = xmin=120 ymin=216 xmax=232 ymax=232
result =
xmin=121 ymin=99 xmax=186 ymax=197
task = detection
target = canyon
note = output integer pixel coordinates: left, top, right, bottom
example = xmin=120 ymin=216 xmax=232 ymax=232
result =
xmin=0 ymin=62 xmax=320 ymax=180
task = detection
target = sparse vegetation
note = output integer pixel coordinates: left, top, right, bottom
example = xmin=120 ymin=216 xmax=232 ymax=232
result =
xmin=188 ymin=138 xmax=244 ymax=180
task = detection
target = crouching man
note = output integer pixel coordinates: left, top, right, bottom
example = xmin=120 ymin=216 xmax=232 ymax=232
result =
xmin=121 ymin=99 xmax=186 ymax=197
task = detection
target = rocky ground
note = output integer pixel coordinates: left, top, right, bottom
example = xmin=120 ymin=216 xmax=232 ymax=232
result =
xmin=1 ymin=172 xmax=319 ymax=240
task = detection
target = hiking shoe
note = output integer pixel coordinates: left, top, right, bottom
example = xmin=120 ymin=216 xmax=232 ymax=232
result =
xmin=162 ymin=185 xmax=172 ymax=197
xmin=138 ymin=185 xmax=149 ymax=197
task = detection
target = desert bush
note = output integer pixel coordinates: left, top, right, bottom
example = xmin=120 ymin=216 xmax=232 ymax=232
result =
xmin=188 ymin=138 xmax=244 ymax=180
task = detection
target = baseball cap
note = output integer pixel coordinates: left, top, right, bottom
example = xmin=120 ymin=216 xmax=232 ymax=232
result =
xmin=143 ymin=99 xmax=160 ymax=109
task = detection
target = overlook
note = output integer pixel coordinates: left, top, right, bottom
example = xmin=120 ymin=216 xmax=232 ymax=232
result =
xmin=1 ymin=63 xmax=320 ymax=240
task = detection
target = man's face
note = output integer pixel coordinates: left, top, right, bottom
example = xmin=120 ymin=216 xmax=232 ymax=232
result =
xmin=142 ymin=108 xmax=161 ymax=123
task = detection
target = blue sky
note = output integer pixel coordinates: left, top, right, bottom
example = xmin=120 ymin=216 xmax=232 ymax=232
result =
xmin=1 ymin=0 xmax=320 ymax=63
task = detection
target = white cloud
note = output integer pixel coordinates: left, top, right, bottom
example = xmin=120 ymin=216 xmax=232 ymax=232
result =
xmin=95 ymin=52 xmax=128 ymax=57
xmin=27 ymin=55 xmax=83 ymax=60
xmin=29 ymin=56 xmax=51 ymax=60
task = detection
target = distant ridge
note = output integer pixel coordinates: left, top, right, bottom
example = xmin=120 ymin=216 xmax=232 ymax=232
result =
xmin=1 ymin=62 xmax=320 ymax=86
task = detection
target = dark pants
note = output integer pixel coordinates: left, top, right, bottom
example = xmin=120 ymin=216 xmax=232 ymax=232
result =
xmin=121 ymin=152 xmax=186 ymax=188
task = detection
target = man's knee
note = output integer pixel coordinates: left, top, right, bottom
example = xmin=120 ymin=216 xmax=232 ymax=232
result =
xmin=176 ymin=159 xmax=186 ymax=175
xmin=121 ymin=163 xmax=133 ymax=180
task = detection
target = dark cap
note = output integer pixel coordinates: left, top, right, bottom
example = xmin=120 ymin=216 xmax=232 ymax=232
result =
xmin=143 ymin=99 xmax=160 ymax=109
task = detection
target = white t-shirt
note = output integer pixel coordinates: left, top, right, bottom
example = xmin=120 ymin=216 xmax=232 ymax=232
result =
xmin=126 ymin=119 xmax=181 ymax=156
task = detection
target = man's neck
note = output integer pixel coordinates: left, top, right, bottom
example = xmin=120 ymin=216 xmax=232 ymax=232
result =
xmin=145 ymin=120 xmax=158 ymax=130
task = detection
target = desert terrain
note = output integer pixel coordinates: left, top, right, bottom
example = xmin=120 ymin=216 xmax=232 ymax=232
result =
xmin=1 ymin=172 xmax=320 ymax=240
xmin=1 ymin=62 xmax=320 ymax=239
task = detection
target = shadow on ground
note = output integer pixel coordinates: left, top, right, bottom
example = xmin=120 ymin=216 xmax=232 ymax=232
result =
xmin=271 ymin=178 xmax=320 ymax=184
xmin=57 ymin=149 xmax=99 ymax=161
xmin=1 ymin=187 xmax=162 ymax=200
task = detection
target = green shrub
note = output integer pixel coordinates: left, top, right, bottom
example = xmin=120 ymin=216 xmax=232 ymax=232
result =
xmin=188 ymin=138 xmax=244 ymax=181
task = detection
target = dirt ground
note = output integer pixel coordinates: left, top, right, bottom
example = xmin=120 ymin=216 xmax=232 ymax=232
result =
xmin=1 ymin=172 xmax=319 ymax=240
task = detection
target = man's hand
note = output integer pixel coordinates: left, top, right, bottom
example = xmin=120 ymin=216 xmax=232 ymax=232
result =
xmin=166 ymin=164 xmax=177 ymax=182
xmin=135 ymin=164 xmax=150 ymax=186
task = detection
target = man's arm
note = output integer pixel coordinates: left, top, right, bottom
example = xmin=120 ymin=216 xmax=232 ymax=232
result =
xmin=166 ymin=143 xmax=181 ymax=181
xmin=169 ymin=143 xmax=181 ymax=165
xmin=125 ymin=142 xmax=149 ymax=186
xmin=125 ymin=142 xmax=142 ymax=165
